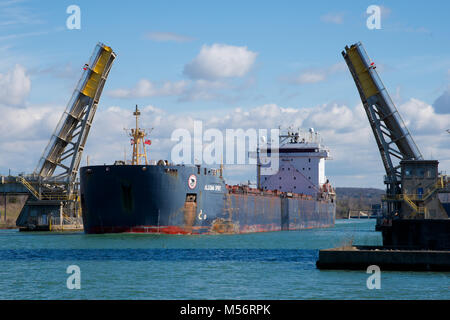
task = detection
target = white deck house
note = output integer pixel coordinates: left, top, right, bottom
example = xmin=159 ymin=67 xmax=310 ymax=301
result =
xmin=258 ymin=128 xmax=331 ymax=196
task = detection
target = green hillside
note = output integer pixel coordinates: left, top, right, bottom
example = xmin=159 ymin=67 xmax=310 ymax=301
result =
xmin=335 ymin=187 xmax=384 ymax=219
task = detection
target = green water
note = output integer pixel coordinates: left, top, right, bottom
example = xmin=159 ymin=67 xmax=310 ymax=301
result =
xmin=0 ymin=220 xmax=448 ymax=299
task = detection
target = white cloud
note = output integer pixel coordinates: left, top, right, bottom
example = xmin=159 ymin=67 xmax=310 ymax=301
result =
xmin=0 ymin=64 xmax=31 ymax=106
xmin=389 ymin=24 xmax=432 ymax=35
xmin=397 ymin=99 xmax=450 ymax=169
xmin=30 ymin=63 xmax=77 ymax=80
xmin=1 ymin=95 xmax=448 ymax=188
xmin=144 ymin=31 xmax=194 ymax=43
xmin=399 ymin=98 xmax=450 ymax=133
xmin=183 ymin=44 xmax=257 ymax=80
xmin=108 ymin=79 xmax=188 ymax=98
xmin=0 ymin=103 xmax=64 ymax=171
xmin=288 ymin=62 xmax=346 ymax=85
xmin=320 ymin=12 xmax=344 ymax=24
xmin=295 ymin=72 xmax=326 ymax=84
xmin=0 ymin=30 xmax=48 ymax=41
xmin=379 ymin=5 xmax=392 ymax=18
xmin=108 ymin=77 xmax=240 ymax=102
xmin=0 ymin=1 xmax=44 ymax=27
xmin=433 ymin=87 xmax=450 ymax=114
xmin=178 ymin=79 xmax=230 ymax=102
xmin=108 ymin=44 xmax=258 ymax=101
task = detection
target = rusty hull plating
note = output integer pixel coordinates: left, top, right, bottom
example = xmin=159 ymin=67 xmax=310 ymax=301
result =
xmin=80 ymin=164 xmax=335 ymax=235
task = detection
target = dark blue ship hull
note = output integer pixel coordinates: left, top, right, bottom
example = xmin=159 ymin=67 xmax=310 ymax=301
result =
xmin=80 ymin=164 xmax=335 ymax=234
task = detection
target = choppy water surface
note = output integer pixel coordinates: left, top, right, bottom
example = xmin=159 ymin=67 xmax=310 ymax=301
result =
xmin=0 ymin=220 xmax=448 ymax=299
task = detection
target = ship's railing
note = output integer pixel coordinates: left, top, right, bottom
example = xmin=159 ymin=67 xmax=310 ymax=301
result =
xmin=320 ymin=183 xmax=335 ymax=194
xmin=383 ymin=194 xmax=427 ymax=202
xmin=40 ymin=193 xmax=74 ymax=201
xmin=50 ymin=215 xmax=83 ymax=230
xmin=225 ymin=184 xmax=315 ymax=200
xmin=382 ymin=194 xmax=427 ymax=215
xmin=16 ymin=176 xmax=40 ymax=199
xmin=24 ymin=214 xmax=82 ymax=230
xmin=383 ymin=178 xmax=445 ymax=203
xmin=15 ymin=176 xmax=76 ymax=201
xmin=280 ymin=130 xmax=323 ymax=145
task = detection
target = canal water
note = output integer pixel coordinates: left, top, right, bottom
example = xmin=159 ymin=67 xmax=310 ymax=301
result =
xmin=0 ymin=220 xmax=448 ymax=299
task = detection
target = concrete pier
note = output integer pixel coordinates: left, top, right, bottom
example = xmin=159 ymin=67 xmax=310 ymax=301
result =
xmin=381 ymin=219 xmax=450 ymax=250
xmin=316 ymin=246 xmax=450 ymax=271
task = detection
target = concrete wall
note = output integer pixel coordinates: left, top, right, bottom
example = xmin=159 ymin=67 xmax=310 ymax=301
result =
xmin=0 ymin=194 xmax=28 ymax=228
xmin=317 ymin=247 xmax=450 ymax=271
xmin=382 ymin=219 xmax=450 ymax=250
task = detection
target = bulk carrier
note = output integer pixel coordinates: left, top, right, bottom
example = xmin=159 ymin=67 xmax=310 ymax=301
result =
xmin=80 ymin=106 xmax=336 ymax=234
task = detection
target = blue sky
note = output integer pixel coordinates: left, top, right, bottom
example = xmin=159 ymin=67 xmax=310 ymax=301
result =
xmin=0 ymin=0 xmax=449 ymax=188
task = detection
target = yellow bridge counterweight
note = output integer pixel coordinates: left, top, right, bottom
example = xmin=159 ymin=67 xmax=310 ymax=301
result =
xmin=82 ymin=46 xmax=113 ymax=98
xmin=346 ymin=45 xmax=379 ymax=99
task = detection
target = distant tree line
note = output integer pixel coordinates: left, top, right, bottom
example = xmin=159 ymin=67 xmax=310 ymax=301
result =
xmin=335 ymin=187 xmax=384 ymax=219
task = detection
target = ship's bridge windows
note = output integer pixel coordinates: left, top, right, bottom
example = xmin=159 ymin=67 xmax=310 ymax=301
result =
xmin=417 ymin=168 xmax=425 ymax=177
xmin=405 ymin=168 xmax=413 ymax=177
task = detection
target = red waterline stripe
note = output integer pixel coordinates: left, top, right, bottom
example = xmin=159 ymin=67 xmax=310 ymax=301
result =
xmin=85 ymin=222 xmax=334 ymax=235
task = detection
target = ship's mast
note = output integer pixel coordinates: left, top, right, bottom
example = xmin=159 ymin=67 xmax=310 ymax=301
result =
xmin=128 ymin=105 xmax=150 ymax=165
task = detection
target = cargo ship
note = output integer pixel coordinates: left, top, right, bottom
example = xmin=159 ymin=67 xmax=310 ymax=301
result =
xmin=80 ymin=106 xmax=336 ymax=234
